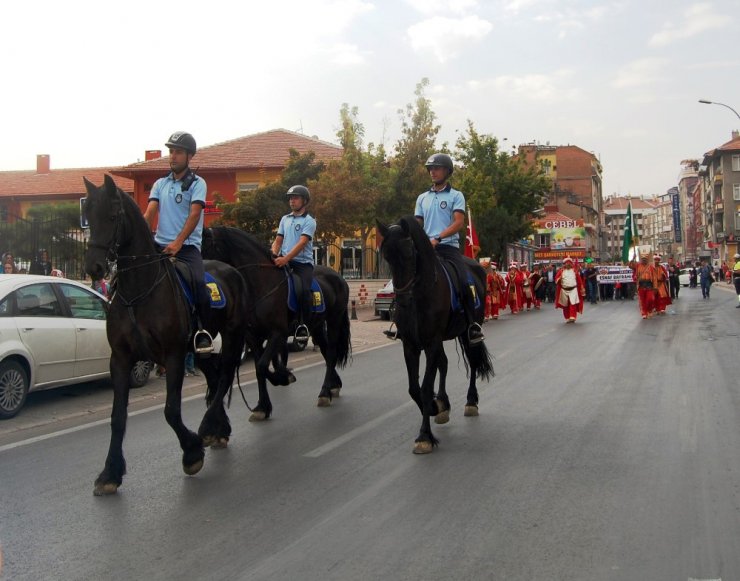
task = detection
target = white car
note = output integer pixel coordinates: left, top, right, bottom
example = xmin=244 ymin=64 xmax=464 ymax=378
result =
xmin=678 ymin=268 xmax=693 ymax=287
xmin=0 ymin=274 xmax=151 ymax=419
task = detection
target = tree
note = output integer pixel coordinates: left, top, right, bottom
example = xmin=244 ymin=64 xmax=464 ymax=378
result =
xmin=217 ymin=150 xmax=326 ymax=244
xmin=378 ymin=78 xmax=441 ymax=223
xmin=454 ymin=121 xmax=551 ymax=264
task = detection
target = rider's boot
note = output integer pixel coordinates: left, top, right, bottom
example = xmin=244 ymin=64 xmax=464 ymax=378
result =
xmin=294 ymin=291 xmax=311 ymax=347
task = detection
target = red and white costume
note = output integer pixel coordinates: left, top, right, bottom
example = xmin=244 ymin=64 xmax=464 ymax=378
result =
xmin=486 ymin=263 xmax=506 ymax=320
xmin=505 ymin=264 xmax=524 ymax=314
xmin=555 ymin=257 xmax=585 ymax=323
xmin=519 ymin=264 xmax=534 ymax=310
xmin=632 ymin=257 xmax=656 ymax=319
xmin=653 ymin=255 xmax=672 ymax=314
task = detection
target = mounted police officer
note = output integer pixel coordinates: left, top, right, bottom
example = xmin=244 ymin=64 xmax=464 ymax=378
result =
xmin=271 ymin=185 xmax=316 ymax=346
xmin=144 ymin=131 xmax=213 ymax=354
xmin=415 ymin=153 xmax=484 ymax=344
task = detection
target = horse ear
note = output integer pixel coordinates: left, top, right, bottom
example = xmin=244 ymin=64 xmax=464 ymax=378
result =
xmin=83 ymin=177 xmax=96 ymax=195
xmin=399 ymin=217 xmax=411 ymax=235
xmin=103 ymin=174 xmax=117 ymax=194
xmin=376 ymin=220 xmax=389 ymax=240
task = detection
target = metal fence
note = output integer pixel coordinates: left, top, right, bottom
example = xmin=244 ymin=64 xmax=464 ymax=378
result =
xmin=316 ymin=243 xmax=390 ymax=280
xmin=1 ymin=216 xmax=88 ymax=279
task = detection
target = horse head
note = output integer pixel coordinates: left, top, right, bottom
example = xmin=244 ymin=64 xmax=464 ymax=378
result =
xmin=376 ymin=216 xmax=424 ymax=295
xmin=83 ymin=174 xmax=124 ymax=280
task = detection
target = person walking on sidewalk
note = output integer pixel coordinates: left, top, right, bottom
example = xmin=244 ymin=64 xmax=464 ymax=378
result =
xmin=732 ymin=253 xmax=740 ymax=307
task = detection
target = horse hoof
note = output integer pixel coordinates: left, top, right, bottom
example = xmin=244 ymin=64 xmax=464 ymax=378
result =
xmin=317 ymin=396 xmax=331 ymax=407
xmin=203 ymin=435 xmax=229 ymax=448
xmin=413 ymin=441 xmax=434 ymax=454
xmin=184 ymin=459 xmax=204 ymax=476
xmin=330 ymin=387 xmax=341 ymax=398
xmin=93 ymin=482 xmax=119 ymax=496
xmin=249 ymin=411 xmax=267 ymax=422
xmin=434 ymin=400 xmax=450 ymax=424
xmin=288 ymin=373 xmax=297 ymax=384
xmin=464 ymin=405 xmax=479 ymax=417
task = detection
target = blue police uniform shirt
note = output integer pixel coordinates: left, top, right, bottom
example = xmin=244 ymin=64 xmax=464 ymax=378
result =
xmin=414 ymin=184 xmax=466 ymax=248
xmin=149 ymin=171 xmax=207 ymax=250
xmin=277 ymin=211 xmax=316 ymax=264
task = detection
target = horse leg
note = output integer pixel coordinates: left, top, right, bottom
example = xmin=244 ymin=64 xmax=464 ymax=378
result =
xmin=198 ymin=351 xmax=235 ymax=448
xmin=313 ymin=324 xmax=338 ymax=407
xmin=434 ymin=350 xmax=451 ymax=424
xmin=402 ymin=341 xmax=422 ymax=412
xmin=250 ymin=341 xmax=280 ymax=421
xmin=414 ymin=344 xmax=442 ymax=454
xmin=262 ymin=334 xmax=296 ymax=387
xmin=162 ymin=355 xmax=205 ymax=475
xmin=93 ymin=356 xmax=132 ymax=495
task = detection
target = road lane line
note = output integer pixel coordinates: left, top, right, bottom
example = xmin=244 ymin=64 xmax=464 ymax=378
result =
xmin=304 ymin=400 xmax=415 ymax=458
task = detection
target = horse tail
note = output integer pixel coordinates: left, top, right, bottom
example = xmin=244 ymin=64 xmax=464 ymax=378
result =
xmin=335 ymin=305 xmax=352 ymax=368
xmin=460 ymin=337 xmax=494 ymax=382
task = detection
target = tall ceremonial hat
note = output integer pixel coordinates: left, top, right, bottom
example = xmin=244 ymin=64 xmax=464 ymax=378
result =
xmin=509 ymin=262 xmax=517 ymax=269
xmin=490 ymin=261 xmax=498 ymax=270
xmin=653 ymin=253 xmax=661 ymax=260
xmin=563 ymin=256 xmax=574 ymax=264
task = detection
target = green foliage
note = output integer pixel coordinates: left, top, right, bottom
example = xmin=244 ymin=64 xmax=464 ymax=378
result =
xmin=454 ymin=121 xmax=551 ymax=263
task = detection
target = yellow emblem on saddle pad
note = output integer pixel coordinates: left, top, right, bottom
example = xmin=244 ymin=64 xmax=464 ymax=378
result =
xmin=207 ymin=282 xmax=222 ymax=302
xmin=313 ymin=290 xmax=323 ymax=307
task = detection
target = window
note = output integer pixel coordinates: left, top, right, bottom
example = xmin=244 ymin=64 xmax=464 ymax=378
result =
xmin=238 ymin=183 xmax=259 ymax=194
xmin=734 ymin=183 xmax=740 ymax=201
xmin=15 ymin=283 xmax=62 ymax=317
xmin=537 ymin=233 xmax=551 ymax=248
xmin=59 ymin=284 xmax=107 ymax=320
xmin=733 ymin=155 xmax=740 ymax=172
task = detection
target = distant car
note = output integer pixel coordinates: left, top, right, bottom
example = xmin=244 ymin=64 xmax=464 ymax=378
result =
xmin=374 ymin=280 xmax=395 ymax=320
xmin=0 ymin=274 xmax=152 ymax=419
xmin=678 ymin=268 xmax=693 ymax=287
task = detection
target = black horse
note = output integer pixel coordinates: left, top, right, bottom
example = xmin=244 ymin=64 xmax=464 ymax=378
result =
xmin=83 ymin=175 xmax=249 ymax=495
xmin=377 ymin=216 xmax=494 ymax=454
xmin=201 ymin=226 xmax=351 ymax=418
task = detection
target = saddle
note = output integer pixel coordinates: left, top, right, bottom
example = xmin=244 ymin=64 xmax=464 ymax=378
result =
xmin=438 ymin=258 xmax=481 ymax=312
xmin=285 ymin=271 xmax=325 ymax=314
xmin=173 ymin=261 xmax=226 ymax=310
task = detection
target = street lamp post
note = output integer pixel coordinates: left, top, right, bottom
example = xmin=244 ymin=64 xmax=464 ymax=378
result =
xmin=698 ymin=99 xmax=740 ymax=121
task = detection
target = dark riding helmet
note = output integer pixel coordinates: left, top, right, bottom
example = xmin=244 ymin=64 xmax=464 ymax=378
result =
xmin=424 ymin=153 xmax=454 ymax=176
xmin=286 ymin=185 xmax=310 ymax=203
xmin=165 ymin=131 xmax=197 ymax=155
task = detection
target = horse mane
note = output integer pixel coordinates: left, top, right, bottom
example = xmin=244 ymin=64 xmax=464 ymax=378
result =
xmin=215 ymin=226 xmax=273 ymax=263
xmin=400 ymin=215 xmax=437 ymax=287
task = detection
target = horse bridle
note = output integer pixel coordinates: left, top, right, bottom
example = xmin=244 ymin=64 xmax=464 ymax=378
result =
xmin=86 ymin=190 xmax=125 ymax=275
xmin=386 ymin=226 xmax=418 ymax=297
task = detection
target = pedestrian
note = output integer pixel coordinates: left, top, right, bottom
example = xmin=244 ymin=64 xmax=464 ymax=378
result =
xmin=143 ymin=131 xmax=213 ymax=353
xmin=653 ymin=254 xmax=671 ymax=315
xmin=690 ymin=262 xmax=698 ymax=288
xmin=1 ymin=252 xmax=17 ymax=273
xmin=584 ymin=261 xmax=598 ymax=304
xmin=271 ymin=184 xmax=316 ymax=346
xmin=633 ymin=254 xmax=656 ymax=319
xmin=413 ymin=153 xmax=484 ymax=344
xmin=698 ymin=260 xmax=713 ymax=299
xmin=667 ymin=256 xmax=680 ymax=299
xmin=2 ymin=262 xmax=14 ymax=274
xmin=555 ymin=256 xmax=585 ymax=323
xmin=545 ymin=264 xmax=557 ymax=303
xmin=185 ymin=352 xmax=199 ymax=376
xmin=733 ymin=253 xmax=740 ymax=307
xmin=531 ymin=263 xmax=545 ymax=309
xmin=29 ymin=249 xmax=52 ymax=275
xmin=93 ymin=278 xmax=110 ymax=297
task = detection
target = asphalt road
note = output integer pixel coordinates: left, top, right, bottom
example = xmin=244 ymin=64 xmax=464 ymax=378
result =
xmin=2 ymin=287 xmax=740 ymax=580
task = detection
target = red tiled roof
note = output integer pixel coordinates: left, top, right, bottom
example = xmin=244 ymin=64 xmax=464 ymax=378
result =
xmin=0 ymin=167 xmax=133 ymax=197
xmin=115 ymin=129 xmax=344 ymax=175
xmin=603 ymin=196 xmax=656 ymax=211
xmin=538 ymin=210 xmax=573 ymax=222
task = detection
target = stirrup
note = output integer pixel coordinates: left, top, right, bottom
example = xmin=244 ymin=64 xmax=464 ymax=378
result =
xmin=383 ymin=322 xmax=398 ymax=340
xmin=193 ymin=329 xmax=214 ymax=354
xmin=467 ymin=322 xmax=484 ymax=345
xmin=294 ymin=324 xmax=310 ymax=346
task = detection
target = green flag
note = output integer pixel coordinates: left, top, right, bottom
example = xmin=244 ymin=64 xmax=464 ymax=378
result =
xmin=621 ymin=201 xmax=637 ymax=263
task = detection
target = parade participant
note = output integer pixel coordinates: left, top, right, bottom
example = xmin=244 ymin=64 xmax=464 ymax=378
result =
xmin=531 ymin=264 xmax=545 ymax=309
xmin=271 ymin=185 xmax=316 ymax=345
xmin=555 ymin=257 xmax=585 ymax=323
xmin=519 ymin=262 xmax=535 ymax=311
xmin=505 ymin=263 xmax=523 ymax=314
xmin=486 ymin=261 xmax=506 ymax=320
xmin=653 ymin=254 xmax=671 ymax=314
xmin=144 ymin=131 xmax=213 ymax=353
xmin=415 ymin=153 xmax=484 ymax=344
xmin=633 ymin=254 xmax=656 ymax=318
xmin=732 ymin=254 xmax=740 ymax=308
xmin=667 ymin=256 xmax=680 ymax=299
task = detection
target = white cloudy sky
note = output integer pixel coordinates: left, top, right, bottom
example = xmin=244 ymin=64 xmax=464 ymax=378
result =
xmin=1 ymin=0 xmax=738 ymax=198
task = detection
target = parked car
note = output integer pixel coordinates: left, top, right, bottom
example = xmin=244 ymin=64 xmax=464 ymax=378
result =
xmin=374 ymin=280 xmax=395 ymax=320
xmin=0 ymin=274 xmax=152 ymax=419
xmin=678 ymin=268 xmax=693 ymax=287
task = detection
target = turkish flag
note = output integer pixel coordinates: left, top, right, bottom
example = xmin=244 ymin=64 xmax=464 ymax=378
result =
xmin=464 ymin=207 xmax=480 ymax=259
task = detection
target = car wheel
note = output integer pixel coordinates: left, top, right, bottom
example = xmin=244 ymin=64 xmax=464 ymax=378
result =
xmin=130 ymin=361 xmax=153 ymax=388
xmin=379 ymin=310 xmax=390 ymax=321
xmin=0 ymin=360 xmax=30 ymax=420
